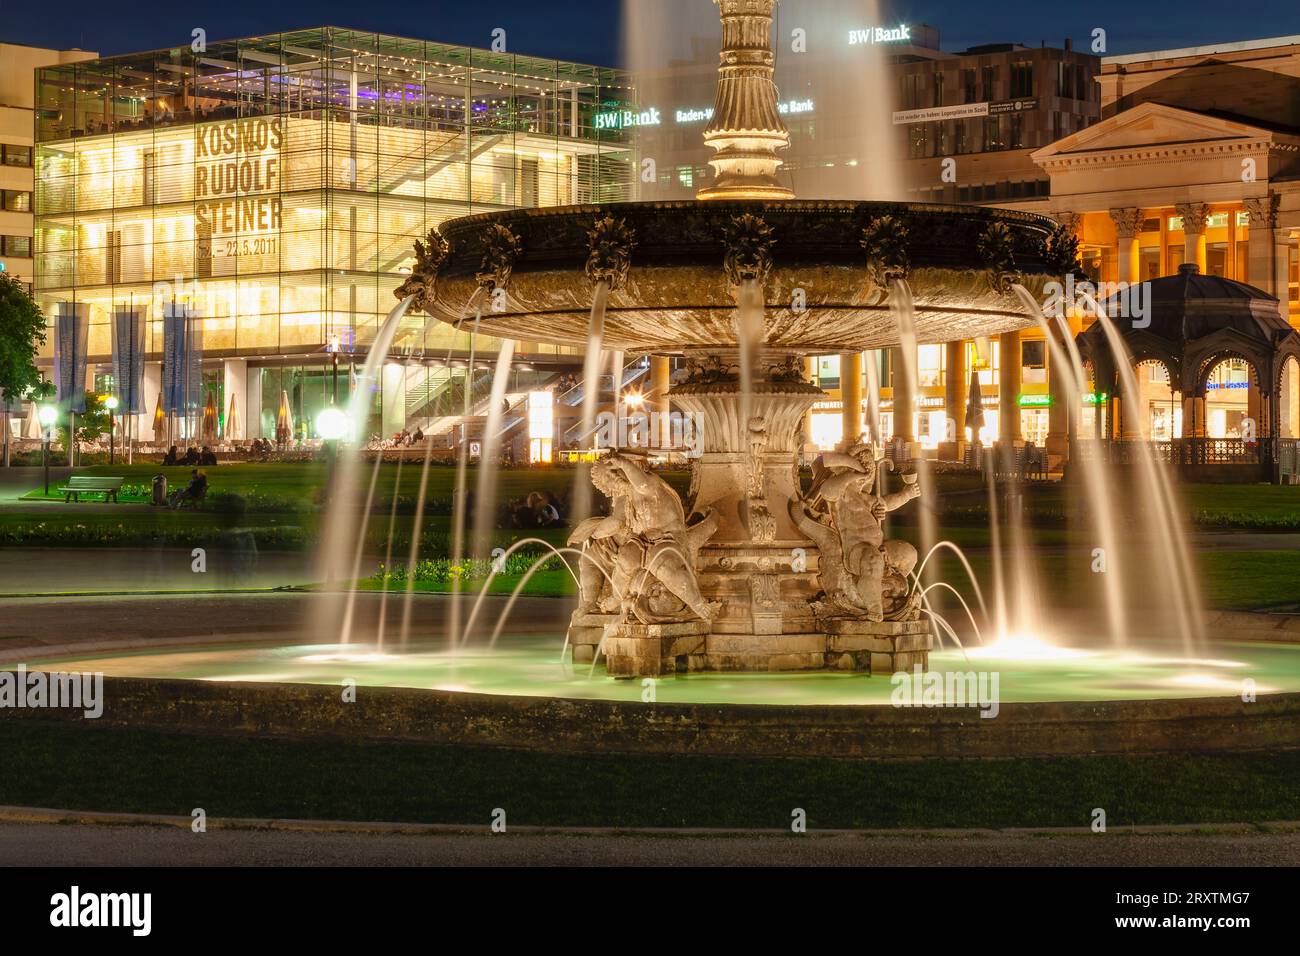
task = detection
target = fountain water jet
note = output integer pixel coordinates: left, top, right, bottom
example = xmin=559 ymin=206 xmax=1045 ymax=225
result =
xmin=1013 ymin=284 xmax=1129 ymax=646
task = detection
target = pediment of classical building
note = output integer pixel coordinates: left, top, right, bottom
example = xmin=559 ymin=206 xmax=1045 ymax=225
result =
xmin=1032 ymin=102 xmax=1295 ymax=168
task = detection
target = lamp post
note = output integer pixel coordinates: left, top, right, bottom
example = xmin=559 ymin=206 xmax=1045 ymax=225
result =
xmin=38 ymin=404 xmax=57 ymax=496
xmin=104 ymin=394 xmax=120 ymax=465
xmin=328 ymin=333 xmax=341 ymax=406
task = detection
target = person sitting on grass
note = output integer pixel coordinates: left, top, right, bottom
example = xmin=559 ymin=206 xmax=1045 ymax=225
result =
xmin=183 ymin=446 xmax=201 ymax=466
xmin=199 ymin=446 xmax=218 ymax=466
xmin=169 ymin=468 xmax=208 ymax=509
xmin=163 ymin=445 xmax=179 ymax=466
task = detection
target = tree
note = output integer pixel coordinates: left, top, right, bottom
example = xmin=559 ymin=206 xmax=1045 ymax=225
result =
xmin=56 ymin=390 xmax=113 ymax=457
xmin=0 ymin=273 xmax=47 ymax=466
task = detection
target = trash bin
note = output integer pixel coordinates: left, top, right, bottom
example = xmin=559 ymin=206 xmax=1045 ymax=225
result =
xmin=152 ymin=474 xmax=167 ymax=507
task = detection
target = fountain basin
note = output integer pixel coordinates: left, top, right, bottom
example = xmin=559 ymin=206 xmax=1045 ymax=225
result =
xmin=426 ymin=200 xmax=1061 ymax=352
xmin=12 ymin=635 xmax=1300 ymax=759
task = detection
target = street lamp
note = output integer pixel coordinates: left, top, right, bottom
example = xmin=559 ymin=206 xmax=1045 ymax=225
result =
xmin=328 ymin=333 xmax=342 ymax=406
xmin=315 ymin=406 xmax=349 ymax=443
xmin=37 ymin=404 xmax=57 ymax=496
xmin=104 ymin=395 xmax=120 ymax=465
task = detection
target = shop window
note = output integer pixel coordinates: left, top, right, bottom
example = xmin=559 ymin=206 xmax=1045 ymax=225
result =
xmin=917 ymin=344 xmax=944 ymax=387
xmin=1207 ymin=242 xmax=1228 ymax=278
xmin=815 ymin=355 xmax=841 ymax=390
xmin=1140 ymin=246 xmax=1160 ymax=281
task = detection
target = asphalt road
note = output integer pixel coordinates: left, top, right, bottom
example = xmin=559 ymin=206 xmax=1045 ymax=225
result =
xmin=1 ymin=820 xmax=1297 ymax=866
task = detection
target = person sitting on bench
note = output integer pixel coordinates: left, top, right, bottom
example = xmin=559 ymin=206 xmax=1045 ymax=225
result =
xmin=169 ymin=469 xmax=208 ymax=509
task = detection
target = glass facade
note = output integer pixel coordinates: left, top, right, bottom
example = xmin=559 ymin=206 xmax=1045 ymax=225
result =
xmin=32 ymin=27 xmax=637 ymax=437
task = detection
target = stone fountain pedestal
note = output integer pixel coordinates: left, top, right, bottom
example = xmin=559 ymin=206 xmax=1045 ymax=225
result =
xmin=575 ymin=351 xmax=932 ymax=679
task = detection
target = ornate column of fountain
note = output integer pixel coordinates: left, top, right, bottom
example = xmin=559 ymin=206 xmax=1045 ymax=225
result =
xmin=696 ymin=0 xmax=794 ymax=202
xmin=607 ymin=0 xmax=932 ymax=675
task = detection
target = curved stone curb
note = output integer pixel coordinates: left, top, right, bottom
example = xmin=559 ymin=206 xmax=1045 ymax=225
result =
xmin=6 ymin=674 xmax=1300 ymax=759
xmin=2 ymin=805 xmax=1296 ymax=838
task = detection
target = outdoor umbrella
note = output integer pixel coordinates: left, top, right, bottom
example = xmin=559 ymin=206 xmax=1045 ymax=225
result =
xmin=23 ymin=401 xmax=41 ymax=440
xmin=276 ymin=390 xmax=293 ymax=446
xmin=966 ymin=370 xmax=985 ymax=447
xmin=152 ymin=392 xmax=166 ymax=443
xmin=226 ymin=393 xmax=240 ymax=442
xmin=201 ymin=391 xmax=219 ymax=443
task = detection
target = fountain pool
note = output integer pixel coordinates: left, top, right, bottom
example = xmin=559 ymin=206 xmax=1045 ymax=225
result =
xmin=23 ymin=634 xmax=1300 ymax=708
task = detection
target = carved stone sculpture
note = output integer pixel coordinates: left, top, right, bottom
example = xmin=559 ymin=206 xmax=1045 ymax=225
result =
xmin=571 ymin=453 xmax=719 ymax=625
xmin=394 ymin=228 xmax=449 ymax=314
xmin=585 ymin=215 xmax=636 ymax=291
xmin=789 ymin=443 xmax=923 ymax=622
xmin=476 ymin=222 xmax=523 ymax=292
xmin=978 ymin=220 xmax=1019 ymax=296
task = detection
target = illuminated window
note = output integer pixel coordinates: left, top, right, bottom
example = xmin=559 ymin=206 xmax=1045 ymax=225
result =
xmin=917 ymin=344 xmax=944 ymax=387
xmin=528 ymin=390 xmax=554 ymax=464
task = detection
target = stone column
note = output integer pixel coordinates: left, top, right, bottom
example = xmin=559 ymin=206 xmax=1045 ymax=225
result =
xmin=890 ymin=346 xmax=915 ymax=443
xmin=1183 ymin=395 xmax=1206 ymax=438
xmin=1244 ymin=195 xmax=1280 ymax=294
xmin=941 ymin=339 xmax=966 ymax=459
xmin=1110 ymin=207 xmax=1143 ymax=284
xmin=998 ymin=330 xmax=1022 ymax=445
xmin=1277 ymin=236 xmax=1294 ymax=327
xmin=1047 ymin=350 xmax=1070 ymax=463
xmin=839 ymin=351 xmax=863 ymax=448
xmin=1176 ymin=202 xmax=1210 ymax=273
xmin=650 ymin=355 xmax=671 ymax=415
xmin=1248 ymin=380 xmax=1263 ymax=437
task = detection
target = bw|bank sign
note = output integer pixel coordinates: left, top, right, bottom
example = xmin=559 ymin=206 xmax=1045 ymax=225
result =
xmin=849 ymin=25 xmax=911 ymax=45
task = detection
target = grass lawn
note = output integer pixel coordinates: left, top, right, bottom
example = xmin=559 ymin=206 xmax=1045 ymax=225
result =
xmin=2 ymin=721 xmax=1296 ymax=829
xmin=356 ymin=568 xmax=576 ymax=598
xmin=19 ymin=461 xmax=691 ymax=508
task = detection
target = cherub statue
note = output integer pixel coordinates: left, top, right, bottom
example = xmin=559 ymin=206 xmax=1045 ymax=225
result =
xmin=569 ymin=453 xmax=720 ymax=624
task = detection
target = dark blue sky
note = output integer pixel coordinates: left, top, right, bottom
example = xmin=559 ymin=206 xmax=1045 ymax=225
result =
xmin=4 ymin=0 xmax=1299 ymax=64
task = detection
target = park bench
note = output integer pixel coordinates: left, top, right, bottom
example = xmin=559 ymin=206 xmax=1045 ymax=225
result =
xmin=59 ymin=475 xmax=126 ymax=503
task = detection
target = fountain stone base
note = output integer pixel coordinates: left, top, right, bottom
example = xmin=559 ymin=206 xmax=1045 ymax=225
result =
xmin=602 ymin=622 xmax=933 ymax=678
xmin=825 ymin=618 xmax=935 ymax=674
xmin=569 ymin=351 xmax=931 ymax=680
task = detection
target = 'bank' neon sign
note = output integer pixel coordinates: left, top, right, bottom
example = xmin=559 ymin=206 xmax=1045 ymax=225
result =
xmin=848 ymin=24 xmax=912 ymax=45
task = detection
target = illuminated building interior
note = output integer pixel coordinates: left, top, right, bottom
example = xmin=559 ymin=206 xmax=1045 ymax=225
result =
xmin=32 ymin=27 xmax=637 ymax=439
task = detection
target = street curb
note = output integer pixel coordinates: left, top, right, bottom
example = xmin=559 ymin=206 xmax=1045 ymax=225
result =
xmin=1 ymin=805 xmax=1296 ymax=839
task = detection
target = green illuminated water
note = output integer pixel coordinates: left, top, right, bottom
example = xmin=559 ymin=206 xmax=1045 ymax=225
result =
xmin=24 ymin=634 xmax=1300 ymax=706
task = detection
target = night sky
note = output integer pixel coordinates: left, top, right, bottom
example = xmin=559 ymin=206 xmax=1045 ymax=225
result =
xmin=4 ymin=0 xmax=1299 ymax=65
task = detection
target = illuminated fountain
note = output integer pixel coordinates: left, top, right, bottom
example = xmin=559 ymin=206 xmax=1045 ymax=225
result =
xmin=399 ymin=0 xmax=1073 ymax=677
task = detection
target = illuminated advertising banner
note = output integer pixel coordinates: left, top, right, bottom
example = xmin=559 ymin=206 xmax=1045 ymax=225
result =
xmin=893 ymin=98 xmax=1039 ymax=125
xmin=194 ymin=117 xmax=284 ymax=263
